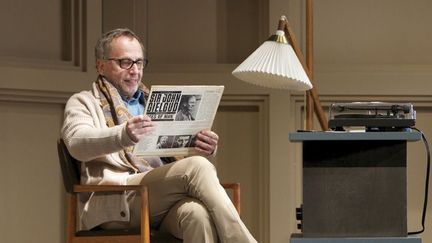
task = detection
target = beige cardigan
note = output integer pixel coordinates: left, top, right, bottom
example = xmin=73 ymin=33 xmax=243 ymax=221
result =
xmin=61 ymin=83 xmax=144 ymax=230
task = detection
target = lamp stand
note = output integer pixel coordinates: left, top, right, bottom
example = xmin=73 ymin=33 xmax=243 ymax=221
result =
xmin=306 ymin=0 xmax=315 ymax=130
xmin=279 ymin=2 xmax=328 ymax=131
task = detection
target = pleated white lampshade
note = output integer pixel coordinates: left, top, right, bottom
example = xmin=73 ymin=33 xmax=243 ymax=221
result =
xmin=232 ymin=30 xmax=313 ymax=91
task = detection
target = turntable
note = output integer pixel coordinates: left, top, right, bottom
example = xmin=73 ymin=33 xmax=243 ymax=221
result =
xmin=328 ymin=102 xmax=416 ymax=131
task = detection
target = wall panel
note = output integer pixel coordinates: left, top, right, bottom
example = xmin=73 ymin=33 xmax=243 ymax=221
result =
xmin=314 ymin=0 xmax=432 ymax=65
xmin=0 ymin=101 xmax=65 ymax=243
xmin=0 ymin=0 xmax=63 ymax=60
xmin=0 ymin=0 xmax=93 ymax=71
xmin=212 ymin=95 xmax=270 ymax=242
xmin=148 ymin=0 xmax=263 ymax=64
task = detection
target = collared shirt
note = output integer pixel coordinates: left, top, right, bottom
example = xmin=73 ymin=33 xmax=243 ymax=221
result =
xmin=121 ymin=90 xmax=145 ymax=116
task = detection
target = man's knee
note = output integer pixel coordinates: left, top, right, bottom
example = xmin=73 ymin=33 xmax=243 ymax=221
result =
xmin=174 ymin=156 xmax=220 ymax=196
xmin=183 ymin=156 xmax=216 ymax=175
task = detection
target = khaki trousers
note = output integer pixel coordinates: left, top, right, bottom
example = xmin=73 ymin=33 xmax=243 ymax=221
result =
xmin=126 ymin=156 xmax=257 ymax=243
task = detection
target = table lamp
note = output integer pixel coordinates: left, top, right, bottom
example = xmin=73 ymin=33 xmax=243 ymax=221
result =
xmin=232 ymin=14 xmax=328 ymax=130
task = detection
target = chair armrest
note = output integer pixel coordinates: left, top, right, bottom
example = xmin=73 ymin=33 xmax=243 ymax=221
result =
xmin=73 ymin=184 xmax=146 ymax=193
xmin=72 ymin=184 xmax=150 ymax=243
xmin=221 ymin=183 xmax=241 ymax=215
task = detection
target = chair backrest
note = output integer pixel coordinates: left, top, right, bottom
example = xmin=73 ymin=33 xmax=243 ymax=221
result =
xmin=57 ymin=139 xmax=80 ymax=193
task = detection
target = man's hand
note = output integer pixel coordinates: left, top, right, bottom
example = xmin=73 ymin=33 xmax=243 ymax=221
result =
xmin=194 ymin=130 xmax=219 ymax=156
xmin=126 ymin=115 xmax=155 ymax=143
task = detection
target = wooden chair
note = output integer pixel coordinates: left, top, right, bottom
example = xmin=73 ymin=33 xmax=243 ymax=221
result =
xmin=57 ymin=139 xmax=240 ymax=243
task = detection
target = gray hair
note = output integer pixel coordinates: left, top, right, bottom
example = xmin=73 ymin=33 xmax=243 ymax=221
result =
xmin=94 ymin=28 xmax=145 ymax=61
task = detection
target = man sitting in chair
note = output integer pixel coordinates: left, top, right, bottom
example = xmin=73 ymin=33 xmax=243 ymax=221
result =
xmin=61 ymin=28 xmax=257 ymax=243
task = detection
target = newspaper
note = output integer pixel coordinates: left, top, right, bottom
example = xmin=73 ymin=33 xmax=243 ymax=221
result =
xmin=133 ymin=85 xmax=224 ymax=157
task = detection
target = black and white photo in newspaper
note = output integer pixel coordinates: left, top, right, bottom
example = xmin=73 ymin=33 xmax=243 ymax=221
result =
xmin=133 ymin=85 xmax=224 ymax=157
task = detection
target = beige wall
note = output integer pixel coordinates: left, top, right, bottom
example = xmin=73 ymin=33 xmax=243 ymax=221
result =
xmin=1 ymin=0 xmax=432 ymax=242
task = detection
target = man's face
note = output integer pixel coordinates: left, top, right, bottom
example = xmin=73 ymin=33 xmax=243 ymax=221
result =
xmin=176 ymin=136 xmax=189 ymax=147
xmin=160 ymin=136 xmax=168 ymax=144
xmin=186 ymin=96 xmax=196 ymax=112
xmin=96 ymin=36 xmax=144 ymax=99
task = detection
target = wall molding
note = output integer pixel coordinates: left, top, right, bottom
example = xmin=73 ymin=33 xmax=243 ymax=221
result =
xmin=0 ymin=88 xmax=72 ymax=104
xmin=0 ymin=0 xmax=88 ymax=71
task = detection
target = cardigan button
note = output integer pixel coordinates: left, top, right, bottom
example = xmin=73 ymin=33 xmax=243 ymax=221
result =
xmin=120 ymin=211 xmax=126 ymax=217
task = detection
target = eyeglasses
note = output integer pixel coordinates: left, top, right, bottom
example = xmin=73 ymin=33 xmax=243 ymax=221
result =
xmin=106 ymin=58 xmax=149 ymax=70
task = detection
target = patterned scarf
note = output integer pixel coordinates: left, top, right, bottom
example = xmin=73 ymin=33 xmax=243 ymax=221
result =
xmin=95 ymin=75 xmax=161 ymax=173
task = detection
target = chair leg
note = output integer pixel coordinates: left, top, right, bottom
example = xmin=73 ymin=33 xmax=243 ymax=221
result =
xmin=221 ymin=183 xmax=241 ymax=215
xmin=67 ymin=194 xmax=77 ymax=243
xmin=140 ymin=186 xmax=150 ymax=243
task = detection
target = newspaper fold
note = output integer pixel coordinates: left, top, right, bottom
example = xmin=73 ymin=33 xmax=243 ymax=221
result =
xmin=133 ymin=85 xmax=224 ymax=157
